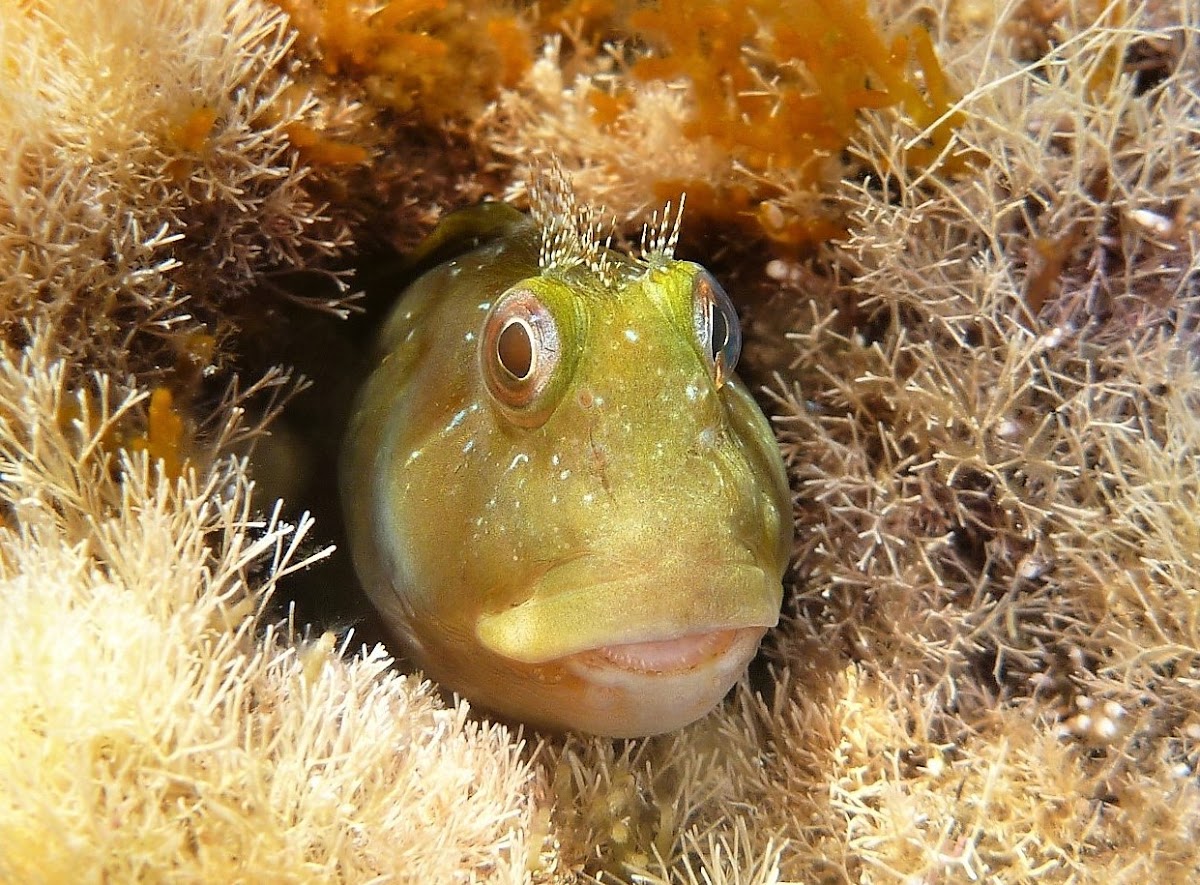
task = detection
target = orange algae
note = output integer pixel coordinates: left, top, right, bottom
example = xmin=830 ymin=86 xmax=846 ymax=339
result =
xmin=51 ymin=384 xmax=191 ymax=482
xmin=169 ymin=106 xmax=219 ymax=154
xmin=270 ymin=0 xmax=535 ymax=123
xmin=536 ymin=0 xmax=624 ymax=40
xmin=163 ymin=106 xmax=219 ymax=182
xmin=539 ymin=0 xmax=969 ymax=247
xmin=127 ymin=387 xmax=189 ymax=480
xmin=267 ymin=0 xmax=966 ymax=246
xmin=587 ymin=88 xmax=630 ymax=128
xmin=284 ymin=121 xmax=370 ymax=166
xmin=486 ymin=16 xmax=532 ymax=87
xmin=54 ymin=390 xmax=122 ymax=457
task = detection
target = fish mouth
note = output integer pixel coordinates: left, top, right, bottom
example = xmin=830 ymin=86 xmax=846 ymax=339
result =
xmin=565 ymin=627 xmax=758 ymax=675
xmin=475 ymin=558 xmax=781 ymax=665
xmin=559 ymin=626 xmax=768 ymax=734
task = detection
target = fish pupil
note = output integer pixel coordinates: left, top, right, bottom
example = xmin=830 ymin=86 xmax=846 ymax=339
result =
xmin=498 ymin=318 xmax=534 ymax=379
xmin=691 ymin=271 xmax=742 ymax=375
xmin=710 ymin=304 xmax=730 ymax=358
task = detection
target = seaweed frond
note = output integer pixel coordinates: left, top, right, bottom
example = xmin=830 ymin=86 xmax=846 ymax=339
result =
xmin=270 ymin=0 xmax=536 ymax=123
xmin=0 ymin=330 xmax=543 ymax=882
xmin=486 ymin=0 xmax=968 ymax=247
xmin=0 ymin=0 xmax=367 ymax=373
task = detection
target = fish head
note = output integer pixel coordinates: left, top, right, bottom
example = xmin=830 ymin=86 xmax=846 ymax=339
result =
xmin=343 ymin=209 xmax=792 ymax=736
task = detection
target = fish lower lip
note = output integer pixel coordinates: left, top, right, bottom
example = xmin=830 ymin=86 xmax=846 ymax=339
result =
xmin=568 ymin=628 xmax=748 ymax=674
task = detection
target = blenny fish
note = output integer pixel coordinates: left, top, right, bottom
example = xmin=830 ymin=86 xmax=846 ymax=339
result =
xmin=341 ymin=180 xmax=792 ymax=737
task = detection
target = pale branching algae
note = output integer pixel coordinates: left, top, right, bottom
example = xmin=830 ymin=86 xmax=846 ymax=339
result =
xmin=341 ymin=174 xmax=792 ymax=736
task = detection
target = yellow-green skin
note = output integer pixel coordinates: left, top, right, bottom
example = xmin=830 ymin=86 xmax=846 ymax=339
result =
xmin=341 ymin=205 xmax=792 ymax=737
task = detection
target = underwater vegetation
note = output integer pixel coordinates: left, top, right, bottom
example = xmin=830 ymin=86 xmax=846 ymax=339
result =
xmin=265 ymin=0 xmax=967 ymax=246
xmin=0 ymin=0 xmax=370 ymax=382
xmin=515 ymin=0 xmax=969 ymax=246
xmin=269 ymin=0 xmax=534 ymax=123
xmin=0 ymin=0 xmax=1198 ymax=882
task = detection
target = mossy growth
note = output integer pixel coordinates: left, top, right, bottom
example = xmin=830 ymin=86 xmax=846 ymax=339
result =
xmin=270 ymin=0 xmax=537 ymax=123
xmin=626 ymin=0 xmax=970 ymax=245
xmin=485 ymin=0 xmax=969 ymax=250
xmin=0 ymin=0 xmax=369 ymax=379
xmin=4 ymin=0 xmax=1200 ymax=881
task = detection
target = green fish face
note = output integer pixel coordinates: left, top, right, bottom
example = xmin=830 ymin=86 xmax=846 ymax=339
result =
xmin=341 ymin=200 xmax=792 ymax=737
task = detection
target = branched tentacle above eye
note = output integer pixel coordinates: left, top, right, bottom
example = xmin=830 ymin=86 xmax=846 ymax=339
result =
xmin=528 ymin=162 xmax=687 ymax=288
xmin=529 ymin=163 xmax=617 ymax=285
xmin=638 ymin=194 xmax=686 ymax=269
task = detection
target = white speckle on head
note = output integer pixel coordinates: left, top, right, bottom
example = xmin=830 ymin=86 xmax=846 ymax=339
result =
xmin=404 ymin=448 xmax=423 ymax=466
xmin=507 ymin=452 xmax=530 ymax=472
xmin=577 ymin=387 xmax=598 ymax=410
xmin=551 ymin=453 xmax=560 ymax=466
xmin=446 ymin=408 xmax=469 ymax=431
xmin=486 ymin=496 xmax=497 ymax=509
xmin=685 ymin=383 xmax=700 ymax=402
xmin=478 ymin=301 xmax=492 ymax=311
xmin=464 ymin=331 xmax=475 ymax=342
xmin=697 ymin=427 xmax=717 ymax=449
xmin=582 ymin=492 xmax=595 ymax=505
xmin=550 ymin=494 xmax=558 ymax=505
xmin=462 ymin=439 xmax=475 ymax=454
xmin=449 ymin=266 xmax=462 ymax=277
xmin=559 ymin=469 xmax=571 ymax=481
xmin=624 ymin=328 xmax=639 ymax=343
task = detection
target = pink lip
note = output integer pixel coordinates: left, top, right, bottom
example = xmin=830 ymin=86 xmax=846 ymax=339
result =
xmin=568 ymin=628 xmax=745 ymax=674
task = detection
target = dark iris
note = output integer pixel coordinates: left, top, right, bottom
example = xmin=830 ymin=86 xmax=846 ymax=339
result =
xmin=710 ymin=300 xmax=734 ymax=364
xmin=497 ymin=319 xmax=534 ymax=379
xmin=694 ymin=271 xmax=741 ymax=375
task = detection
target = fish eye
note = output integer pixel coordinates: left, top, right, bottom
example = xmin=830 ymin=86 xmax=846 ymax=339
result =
xmin=497 ymin=318 xmax=534 ymax=379
xmin=692 ymin=271 xmax=742 ymax=384
xmin=481 ymin=287 xmax=561 ymax=423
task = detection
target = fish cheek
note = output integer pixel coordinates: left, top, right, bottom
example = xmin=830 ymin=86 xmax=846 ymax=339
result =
xmin=379 ymin=386 xmax=490 ymax=631
xmin=719 ymin=381 xmax=793 ymax=573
